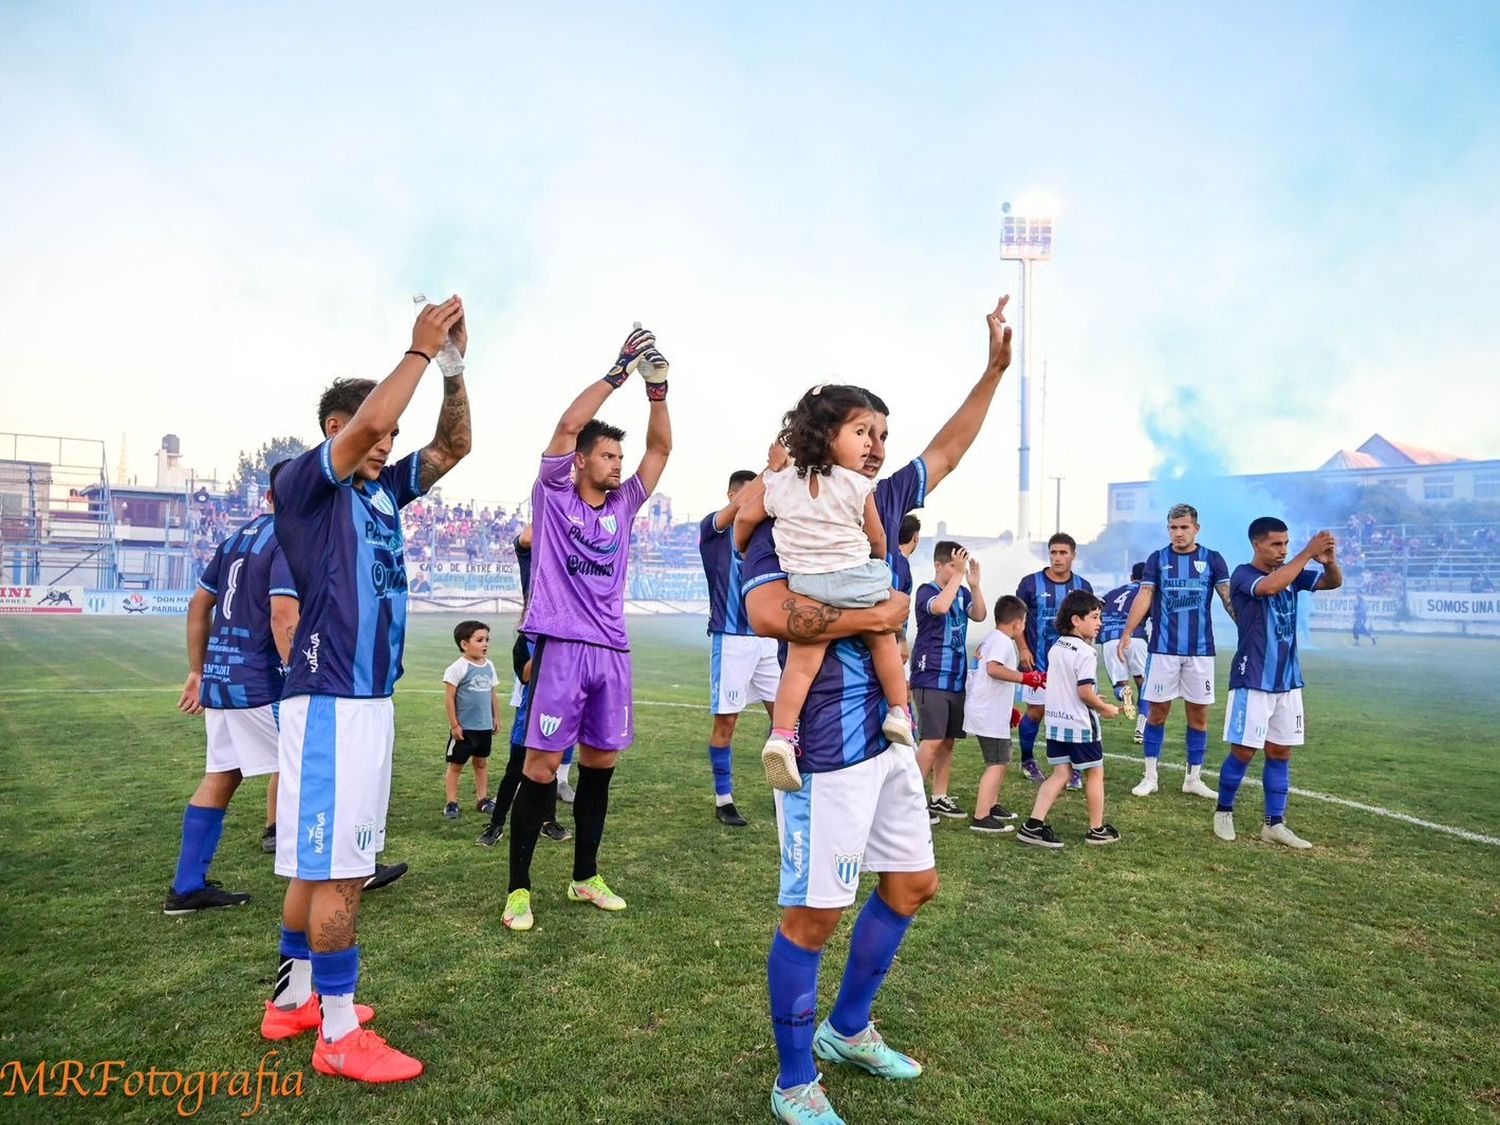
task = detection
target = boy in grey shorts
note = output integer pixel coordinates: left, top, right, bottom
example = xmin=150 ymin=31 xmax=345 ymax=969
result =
xmin=964 ymin=595 xmax=1044 ymax=833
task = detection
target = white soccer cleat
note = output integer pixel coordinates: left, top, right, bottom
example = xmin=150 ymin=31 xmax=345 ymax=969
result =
xmin=1182 ymin=776 xmax=1218 ymax=799
xmin=1261 ymin=822 xmax=1313 ymax=849
xmin=1130 ymin=775 xmax=1158 ymax=798
xmin=881 ymin=706 xmax=916 ymax=748
xmin=1213 ymin=811 xmax=1236 ymax=842
xmin=762 ymin=736 xmax=803 ymax=792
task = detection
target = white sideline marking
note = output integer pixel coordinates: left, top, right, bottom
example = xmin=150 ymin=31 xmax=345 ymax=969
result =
xmin=5 ymin=687 xmax=1496 ymax=847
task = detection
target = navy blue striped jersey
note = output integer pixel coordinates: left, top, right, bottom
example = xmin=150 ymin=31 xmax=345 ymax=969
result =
xmin=273 ymin=439 xmax=425 ymax=699
xmin=741 ymin=521 xmax=888 ymax=773
xmin=910 ymin=582 xmax=973 ymax=692
xmin=516 ymin=541 xmax=532 ymax=603
xmin=875 ymin=458 xmax=927 ymax=595
xmin=1229 ymin=562 xmax=1323 ymax=693
xmin=1098 ymin=581 xmax=1148 ymax=645
xmin=197 ymin=514 xmax=298 ymax=709
xmin=1140 ymin=545 xmax=1230 ymax=656
xmin=699 ymin=512 xmax=753 ymax=636
xmin=1016 ymin=570 xmax=1093 ymax=673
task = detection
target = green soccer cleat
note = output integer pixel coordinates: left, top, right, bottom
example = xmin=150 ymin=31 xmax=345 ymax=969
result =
xmin=770 ymin=1073 xmax=845 ymax=1124
xmin=811 ymin=1019 xmax=922 ymax=1080
xmin=567 ymin=874 xmax=627 ymax=911
xmin=502 ymin=888 xmax=533 ymax=931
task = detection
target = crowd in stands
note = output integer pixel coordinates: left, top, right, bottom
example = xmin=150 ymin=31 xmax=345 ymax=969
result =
xmin=1337 ymin=517 xmax=1499 ymax=595
xmin=402 ymin=497 xmax=528 ymax=564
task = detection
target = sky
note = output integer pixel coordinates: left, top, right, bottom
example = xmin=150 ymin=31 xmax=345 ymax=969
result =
xmin=2 ymin=1 xmax=1497 ymax=541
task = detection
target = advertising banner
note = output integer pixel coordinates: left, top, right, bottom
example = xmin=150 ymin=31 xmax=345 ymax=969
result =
xmin=0 ymin=586 xmax=85 ymax=614
xmin=407 ymin=561 xmax=521 ymax=596
xmin=84 ymin=590 xmax=197 ymax=616
xmin=1405 ymin=592 xmax=1500 ymax=624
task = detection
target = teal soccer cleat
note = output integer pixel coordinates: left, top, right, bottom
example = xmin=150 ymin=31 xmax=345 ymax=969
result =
xmin=770 ymin=1073 xmax=845 ymax=1124
xmin=811 ymin=1019 xmax=922 ymax=1080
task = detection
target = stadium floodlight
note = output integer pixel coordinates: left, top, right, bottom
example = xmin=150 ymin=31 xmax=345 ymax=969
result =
xmin=1000 ymin=200 xmax=1055 ymax=542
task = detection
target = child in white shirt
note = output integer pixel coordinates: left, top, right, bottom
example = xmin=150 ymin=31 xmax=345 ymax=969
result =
xmin=964 ymin=595 xmax=1045 ymax=833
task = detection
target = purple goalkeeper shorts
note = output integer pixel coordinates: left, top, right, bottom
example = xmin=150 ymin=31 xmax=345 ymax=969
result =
xmin=525 ymin=637 xmax=634 ymax=752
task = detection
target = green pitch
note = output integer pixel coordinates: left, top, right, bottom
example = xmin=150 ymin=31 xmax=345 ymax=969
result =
xmin=1 ymin=617 xmax=1497 ymax=1123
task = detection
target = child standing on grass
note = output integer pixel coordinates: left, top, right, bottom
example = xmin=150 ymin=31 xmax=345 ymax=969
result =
xmin=442 ymin=620 xmax=500 ymax=819
xmin=735 ymin=384 xmax=915 ymax=792
xmin=1017 ymin=590 xmax=1121 ymax=848
xmin=964 ymin=595 xmax=1045 ymax=833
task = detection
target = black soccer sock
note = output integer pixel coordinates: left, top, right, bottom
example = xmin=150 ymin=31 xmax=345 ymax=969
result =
xmin=490 ymin=743 xmax=527 ymax=830
xmin=571 ymin=764 xmax=615 ymax=882
xmin=507 ymin=777 xmax=551 ymax=892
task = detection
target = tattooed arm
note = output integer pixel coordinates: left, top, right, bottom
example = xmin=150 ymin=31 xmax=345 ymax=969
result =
xmin=745 ymin=579 xmax=910 ymax=644
xmin=418 ymin=370 xmax=473 ymax=491
xmin=270 ymin=595 xmax=299 ymax=665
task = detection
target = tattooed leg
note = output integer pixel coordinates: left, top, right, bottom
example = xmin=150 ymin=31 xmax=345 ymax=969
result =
xmin=308 ymin=879 xmax=364 ymax=952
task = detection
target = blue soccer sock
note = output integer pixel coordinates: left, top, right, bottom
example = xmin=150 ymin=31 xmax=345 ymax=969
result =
xmin=709 ymin=744 xmax=734 ymax=805
xmin=311 ymin=946 xmax=361 ymax=1042
xmin=1143 ymin=722 xmax=1166 ymax=761
xmin=274 ymin=926 xmax=312 ymax=1010
xmin=1216 ymin=754 xmax=1250 ymax=813
xmin=829 ymin=892 xmax=914 ymax=1038
xmin=1185 ymin=728 xmax=1208 ymax=768
xmin=768 ymin=930 xmax=822 ymax=1090
xmin=561 ymin=744 xmax=574 ymax=767
xmin=1263 ymin=757 xmax=1290 ymax=825
xmin=1018 ymin=714 xmax=1040 ymax=762
xmin=172 ymin=805 xmax=224 ymax=895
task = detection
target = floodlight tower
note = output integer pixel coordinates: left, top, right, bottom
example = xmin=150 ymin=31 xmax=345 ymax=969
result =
xmin=999 ymin=202 xmax=1054 ymax=542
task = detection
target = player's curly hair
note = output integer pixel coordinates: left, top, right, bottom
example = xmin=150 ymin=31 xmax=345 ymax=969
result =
xmin=778 ymin=384 xmax=874 ymax=479
xmin=317 ymin=378 xmax=377 ymax=434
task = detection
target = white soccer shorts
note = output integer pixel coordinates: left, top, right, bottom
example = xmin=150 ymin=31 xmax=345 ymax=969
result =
xmin=1223 ymin=687 xmax=1305 ymax=750
xmin=710 ymin=632 xmax=781 ymax=715
xmin=1142 ymin=653 xmax=1217 ymax=704
xmin=1021 ymin=685 xmax=1046 ymax=708
xmin=274 ymin=695 xmax=394 ymax=881
xmin=204 ymin=704 xmax=280 ymax=778
xmin=1103 ymin=638 xmax=1148 ymax=686
xmin=773 ymin=745 xmax=935 ymax=910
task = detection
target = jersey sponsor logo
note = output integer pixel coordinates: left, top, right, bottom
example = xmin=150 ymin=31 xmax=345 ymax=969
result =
xmin=566 ymin=523 xmax=621 ymax=556
xmin=833 ymin=851 xmax=862 ymax=888
xmin=308 ymin=810 xmax=327 ymax=855
xmin=302 ymin=632 xmax=321 ymax=674
xmin=355 ymin=820 xmax=374 ymax=851
xmin=787 ymin=829 xmax=805 ymax=879
xmin=600 ymin=513 xmax=618 ymax=536
xmin=538 ymin=712 xmax=562 ymax=738
xmin=370 ymin=488 xmax=396 ymax=517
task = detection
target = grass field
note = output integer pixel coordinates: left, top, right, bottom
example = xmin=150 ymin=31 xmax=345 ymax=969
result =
xmin=2 ymin=614 xmax=1499 ymax=1124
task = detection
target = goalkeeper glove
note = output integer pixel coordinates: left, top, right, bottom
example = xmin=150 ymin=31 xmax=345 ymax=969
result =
xmin=638 ymin=343 xmax=670 ymax=401
xmin=1009 ymin=708 xmax=1021 ymax=729
xmin=602 ymin=325 xmax=655 ymax=388
xmin=1021 ymin=670 xmax=1046 ymax=690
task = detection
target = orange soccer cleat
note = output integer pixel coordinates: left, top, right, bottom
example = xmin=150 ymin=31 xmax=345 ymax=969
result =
xmin=260 ymin=995 xmax=375 ymax=1041
xmin=312 ymin=1027 xmax=424 ymax=1083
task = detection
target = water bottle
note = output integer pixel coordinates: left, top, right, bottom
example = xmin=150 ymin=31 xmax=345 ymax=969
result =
xmin=411 ymin=293 xmax=465 ymax=377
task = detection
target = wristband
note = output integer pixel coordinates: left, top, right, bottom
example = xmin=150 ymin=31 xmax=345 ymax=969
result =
xmin=602 ymin=370 xmax=629 ymax=389
xmin=405 ymin=349 xmax=433 ymax=363
xmin=645 ymin=379 xmax=668 ymax=402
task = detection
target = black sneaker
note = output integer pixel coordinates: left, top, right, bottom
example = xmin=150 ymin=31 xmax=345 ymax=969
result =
xmin=715 ymin=803 xmax=749 ymax=828
xmin=541 ymin=821 xmax=573 ymax=843
xmin=970 ymin=813 xmax=1016 ymax=835
xmin=163 ymin=882 xmax=251 ymax=915
xmin=989 ymin=803 xmax=1017 ymax=821
xmin=1017 ymin=821 xmax=1064 ymax=849
xmin=260 ymin=825 xmax=276 ymax=854
xmin=476 ymin=822 xmax=504 ymax=847
xmin=364 ymin=862 xmax=409 ymax=892
xmin=928 ymin=810 xmax=940 ymax=827
xmin=476 ymin=798 xmax=496 ymax=815
xmin=443 ymin=802 xmax=461 ymax=820
xmin=1084 ymin=823 xmax=1122 ymax=846
xmin=930 ymin=795 xmax=966 ymax=819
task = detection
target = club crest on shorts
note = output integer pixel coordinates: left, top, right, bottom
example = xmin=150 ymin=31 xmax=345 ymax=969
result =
xmin=539 ymin=712 xmax=562 ymax=738
xmin=833 ymin=851 xmax=862 ymax=887
xmin=355 ymin=821 xmax=374 ymax=851
xmin=599 ymin=514 xmax=618 ymax=536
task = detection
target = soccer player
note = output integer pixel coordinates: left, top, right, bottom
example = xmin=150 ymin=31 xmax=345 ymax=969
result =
xmin=1214 ymin=521 xmax=1341 ymax=848
xmin=1015 ymin=533 xmax=1093 ymax=785
xmin=1099 ymin=562 xmax=1149 ymax=744
xmin=895 ymin=515 xmax=921 ymax=662
xmin=911 ymin=542 xmax=987 ymax=822
xmin=745 ymin=296 xmax=1012 ymax=1125
xmin=1352 ymin=593 xmax=1376 ymax=646
xmin=165 ymin=461 xmax=298 ymax=915
xmin=500 ymin=326 xmax=672 ymax=933
xmin=1120 ymin=504 xmax=1233 ymax=799
xmin=699 ymin=468 xmax=776 ymax=827
xmin=263 ymin=296 xmax=471 ymax=1082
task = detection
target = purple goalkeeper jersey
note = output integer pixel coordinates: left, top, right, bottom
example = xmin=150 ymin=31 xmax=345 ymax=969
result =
xmin=522 ymin=452 xmax=648 ymax=650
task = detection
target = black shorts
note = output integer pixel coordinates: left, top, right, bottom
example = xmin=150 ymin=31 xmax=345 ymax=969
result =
xmin=446 ymin=729 xmax=494 ymax=764
xmin=913 ymin=687 xmax=966 ymax=741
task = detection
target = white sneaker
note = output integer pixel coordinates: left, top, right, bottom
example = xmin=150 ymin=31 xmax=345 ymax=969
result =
xmin=880 ymin=706 xmax=915 ymax=748
xmin=1213 ymin=811 xmax=1236 ymax=841
xmin=1182 ymin=776 xmax=1218 ymax=799
xmin=1130 ymin=775 xmax=1158 ymax=798
xmin=556 ymin=776 xmax=575 ymax=804
xmin=762 ymin=736 xmax=803 ymax=792
xmin=1261 ymin=822 xmax=1313 ymax=849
